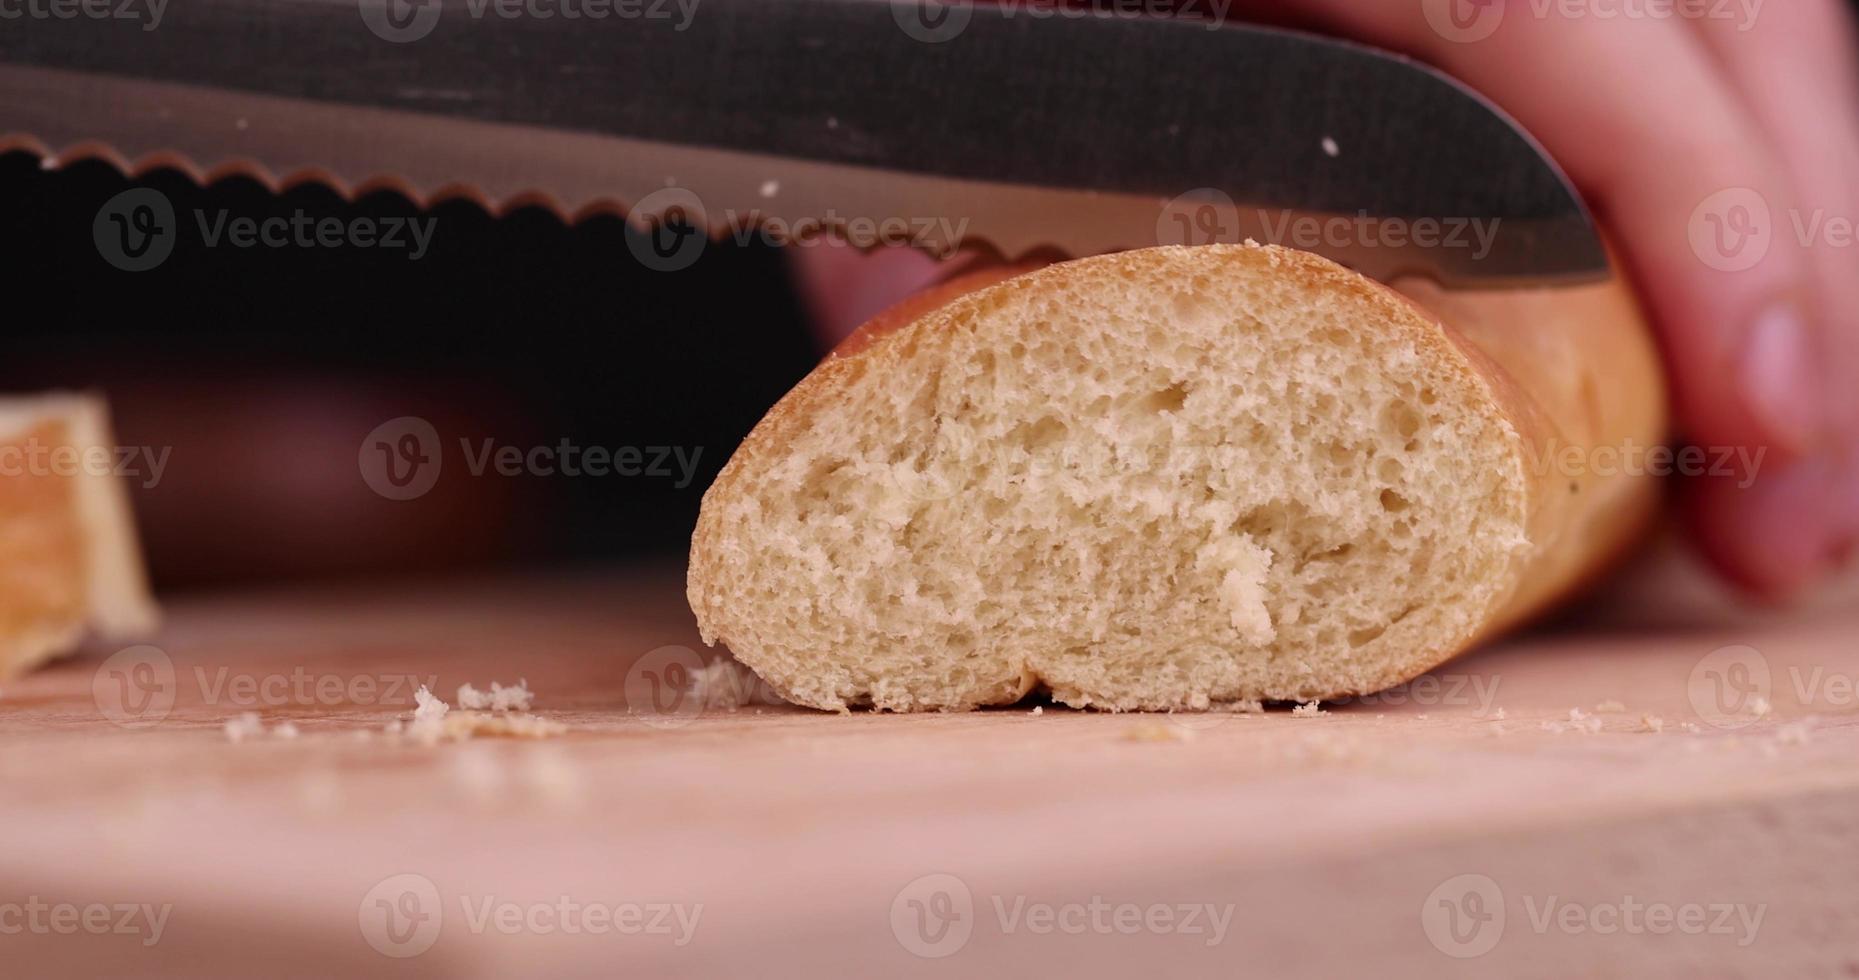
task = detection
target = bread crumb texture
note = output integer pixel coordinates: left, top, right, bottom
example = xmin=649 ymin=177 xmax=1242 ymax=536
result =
xmin=456 ymin=679 xmax=534 ymax=712
xmin=690 ymin=245 xmax=1530 ymax=711
xmin=686 ymin=657 xmax=772 ymax=712
xmin=401 ymin=684 xmax=567 ymax=744
xmin=222 ymin=712 xmax=265 ymax=743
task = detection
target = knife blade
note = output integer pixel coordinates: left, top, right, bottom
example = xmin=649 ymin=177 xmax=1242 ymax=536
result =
xmin=0 ymin=0 xmax=1605 ymax=285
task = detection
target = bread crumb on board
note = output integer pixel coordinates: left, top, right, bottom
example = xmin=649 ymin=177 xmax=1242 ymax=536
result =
xmin=456 ymin=680 xmax=533 ymax=712
xmin=1594 ymin=700 xmax=1627 ymax=714
xmin=426 ymin=712 xmax=568 ymax=744
xmin=403 ymin=685 xmax=568 ymax=745
xmin=1541 ymin=708 xmax=1604 ymax=735
xmin=1291 ymin=701 xmax=1325 ymax=718
xmin=1641 ymin=714 xmax=1665 ymax=734
xmin=1029 ymin=705 xmax=1043 ymax=716
xmin=222 ymin=712 xmax=304 ymax=743
xmin=413 ymin=685 xmax=449 ymax=723
xmin=687 ymin=657 xmax=773 ymax=711
xmin=1774 ymin=720 xmax=1814 ymax=745
xmin=223 ymin=712 xmax=265 ymax=743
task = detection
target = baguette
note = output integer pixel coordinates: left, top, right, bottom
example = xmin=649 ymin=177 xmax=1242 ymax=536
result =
xmin=0 ymin=393 xmax=160 ymax=679
xmin=688 ymin=244 xmax=1664 ymax=711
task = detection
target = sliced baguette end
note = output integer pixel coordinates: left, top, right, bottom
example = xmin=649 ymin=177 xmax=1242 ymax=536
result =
xmin=0 ymin=392 xmax=160 ymax=679
xmin=691 ymin=244 xmax=1535 ymax=711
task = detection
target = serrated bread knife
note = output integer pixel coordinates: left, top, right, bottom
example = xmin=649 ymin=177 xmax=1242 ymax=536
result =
xmin=0 ymin=0 xmax=1605 ymax=285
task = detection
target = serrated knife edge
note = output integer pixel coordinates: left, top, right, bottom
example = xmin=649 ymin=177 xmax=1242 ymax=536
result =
xmin=2 ymin=63 xmax=1141 ymax=259
xmin=2 ymin=61 xmax=1593 ymax=284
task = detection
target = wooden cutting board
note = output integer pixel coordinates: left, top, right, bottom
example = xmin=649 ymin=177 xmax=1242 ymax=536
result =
xmin=1 ymin=562 xmax=1855 ymax=979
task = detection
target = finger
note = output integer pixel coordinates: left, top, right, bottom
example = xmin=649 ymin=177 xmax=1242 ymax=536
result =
xmin=788 ymin=242 xmax=986 ymax=349
xmin=1228 ymin=1 xmax=1837 ymax=593
xmin=1236 ymin=2 xmax=1824 ymax=451
xmin=1687 ymin=451 xmax=1859 ymax=597
xmin=1684 ymin=1 xmax=1859 ymax=590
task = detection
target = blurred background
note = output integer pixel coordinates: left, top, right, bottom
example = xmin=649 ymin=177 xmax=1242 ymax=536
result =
xmin=1 ymin=150 xmax=820 ymax=592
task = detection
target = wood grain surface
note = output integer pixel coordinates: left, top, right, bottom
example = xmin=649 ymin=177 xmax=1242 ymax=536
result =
xmin=1 ymin=562 xmax=1855 ymax=978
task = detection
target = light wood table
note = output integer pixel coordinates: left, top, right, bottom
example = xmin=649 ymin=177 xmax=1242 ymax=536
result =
xmin=2 ymin=564 xmax=1854 ymax=978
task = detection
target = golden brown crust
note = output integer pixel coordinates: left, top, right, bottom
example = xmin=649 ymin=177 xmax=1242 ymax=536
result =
xmin=0 ymin=395 xmax=161 ymax=679
xmin=1391 ymin=271 xmax=1668 ymax=633
xmin=0 ymin=420 xmax=94 ymax=677
xmin=825 ymin=265 xmax=1041 ymax=361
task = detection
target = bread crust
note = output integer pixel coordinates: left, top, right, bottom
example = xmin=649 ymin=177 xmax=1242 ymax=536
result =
xmin=690 ymin=244 xmax=1666 ymax=707
xmin=0 ymin=394 xmax=161 ymax=679
xmin=1390 ymin=270 xmax=1667 ymax=632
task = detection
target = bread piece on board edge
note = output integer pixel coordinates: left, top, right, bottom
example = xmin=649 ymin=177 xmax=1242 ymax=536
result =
xmin=0 ymin=393 xmax=161 ymax=679
xmin=688 ymin=244 xmax=1665 ymax=711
